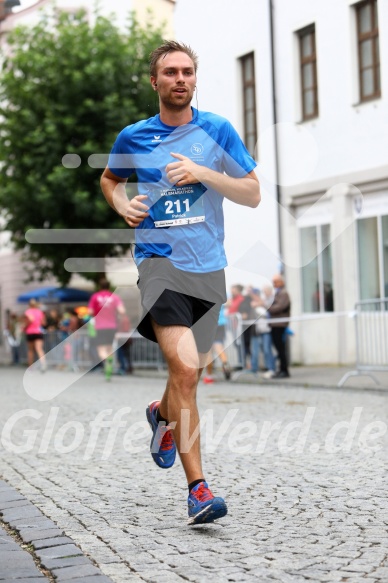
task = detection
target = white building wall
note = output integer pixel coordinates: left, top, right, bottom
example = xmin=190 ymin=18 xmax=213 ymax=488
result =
xmin=174 ymin=0 xmax=280 ymax=293
xmin=274 ymin=0 xmax=388 ymax=183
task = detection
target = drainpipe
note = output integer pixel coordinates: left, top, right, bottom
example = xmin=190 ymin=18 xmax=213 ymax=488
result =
xmin=269 ymin=0 xmax=283 ymax=269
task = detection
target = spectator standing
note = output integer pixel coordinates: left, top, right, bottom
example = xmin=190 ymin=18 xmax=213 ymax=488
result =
xmin=250 ymin=286 xmax=276 ymax=378
xmin=88 ymin=278 xmax=126 ymax=380
xmin=59 ymin=309 xmax=72 ymax=339
xmin=116 ymin=313 xmax=133 ymax=375
xmin=66 ymin=309 xmax=83 ymax=371
xmin=241 ymin=286 xmax=261 ymax=370
xmin=24 ymin=299 xmax=47 ymax=371
xmin=226 ymin=284 xmax=245 ymax=314
xmin=5 ymin=313 xmax=23 ymax=365
xmin=226 ymin=284 xmax=252 ymax=369
xmin=44 ymin=308 xmax=61 ymax=352
xmin=267 ymin=274 xmax=291 ymax=378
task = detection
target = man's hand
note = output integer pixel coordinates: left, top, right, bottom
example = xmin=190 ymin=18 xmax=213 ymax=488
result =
xmin=121 ymin=194 xmax=150 ymax=227
xmin=165 ymin=152 xmax=203 ymax=186
xmin=165 ymin=152 xmax=260 ymax=208
xmin=101 ymin=168 xmax=150 ymax=227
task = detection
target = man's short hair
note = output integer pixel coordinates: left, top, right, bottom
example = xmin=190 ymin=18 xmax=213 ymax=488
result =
xmin=149 ymin=40 xmax=198 ymax=78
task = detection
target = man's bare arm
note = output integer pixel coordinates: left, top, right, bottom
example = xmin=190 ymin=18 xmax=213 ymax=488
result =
xmin=100 ymin=167 xmax=149 ymax=227
xmin=165 ymin=153 xmax=261 ymax=208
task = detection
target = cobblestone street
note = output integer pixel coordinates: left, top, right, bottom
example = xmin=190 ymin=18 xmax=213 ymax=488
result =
xmin=0 ymin=366 xmax=387 ymax=582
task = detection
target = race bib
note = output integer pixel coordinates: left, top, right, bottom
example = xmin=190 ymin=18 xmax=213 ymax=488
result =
xmin=152 ymin=183 xmax=206 ymax=228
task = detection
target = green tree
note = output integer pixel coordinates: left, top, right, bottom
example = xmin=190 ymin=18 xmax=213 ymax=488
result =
xmin=0 ymin=7 xmax=164 ymax=285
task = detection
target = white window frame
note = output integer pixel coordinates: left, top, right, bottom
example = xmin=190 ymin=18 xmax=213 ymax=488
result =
xmin=356 ymin=213 xmax=388 ymax=300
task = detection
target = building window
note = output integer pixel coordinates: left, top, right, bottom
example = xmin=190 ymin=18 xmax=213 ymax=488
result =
xmin=240 ymin=52 xmax=257 ymax=158
xmin=300 ymin=225 xmax=334 ymax=312
xmin=356 ymin=0 xmax=381 ymax=102
xmin=298 ymin=25 xmax=319 ymax=121
xmin=357 ymin=215 xmax=388 ymax=299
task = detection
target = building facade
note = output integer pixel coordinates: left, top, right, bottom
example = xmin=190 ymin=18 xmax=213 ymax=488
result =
xmin=175 ymin=0 xmax=388 ymax=364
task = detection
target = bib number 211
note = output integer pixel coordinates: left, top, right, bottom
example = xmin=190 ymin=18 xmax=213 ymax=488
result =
xmin=153 ymin=183 xmax=206 ymax=227
xmin=165 ymin=198 xmax=190 ymax=214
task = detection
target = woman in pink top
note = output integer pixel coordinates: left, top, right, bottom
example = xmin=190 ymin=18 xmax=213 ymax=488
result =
xmin=24 ymin=299 xmax=47 ymax=370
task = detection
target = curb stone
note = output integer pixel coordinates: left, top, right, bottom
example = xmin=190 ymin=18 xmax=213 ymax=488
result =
xmin=0 ymin=480 xmax=114 ymax=582
xmin=0 ymin=525 xmax=47 ymax=581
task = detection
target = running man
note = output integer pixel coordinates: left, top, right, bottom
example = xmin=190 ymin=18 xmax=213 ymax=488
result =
xmin=100 ymin=41 xmax=260 ymax=524
xmin=88 ymin=278 xmax=126 ymax=380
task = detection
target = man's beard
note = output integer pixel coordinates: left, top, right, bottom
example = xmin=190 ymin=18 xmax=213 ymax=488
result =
xmin=160 ymin=91 xmax=193 ymax=111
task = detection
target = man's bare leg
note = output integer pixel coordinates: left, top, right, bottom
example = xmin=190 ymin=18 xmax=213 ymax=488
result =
xmin=152 ymin=321 xmax=205 ymax=484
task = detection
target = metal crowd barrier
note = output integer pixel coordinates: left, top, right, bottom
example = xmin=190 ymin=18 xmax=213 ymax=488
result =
xmin=11 ymin=329 xmax=166 ymax=371
xmin=224 ymin=312 xmax=294 ymax=373
xmin=115 ymin=331 xmax=165 ymax=370
xmin=223 ymin=312 xmax=244 ymax=369
xmin=338 ymin=298 xmax=388 ymax=386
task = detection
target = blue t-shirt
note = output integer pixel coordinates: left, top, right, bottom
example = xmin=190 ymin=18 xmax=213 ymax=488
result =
xmin=108 ymin=108 xmax=256 ymax=273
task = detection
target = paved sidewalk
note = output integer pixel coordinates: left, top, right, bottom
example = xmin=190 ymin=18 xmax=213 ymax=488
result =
xmin=133 ymin=362 xmax=388 ymax=391
xmin=230 ymin=364 xmax=388 ymax=391
xmin=0 ymin=366 xmax=387 ymax=582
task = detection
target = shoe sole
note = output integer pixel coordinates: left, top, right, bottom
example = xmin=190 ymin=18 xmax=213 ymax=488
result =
xmin=187 ymin=499 xmax=228 ymax=525
xmin=146 ymin=402 xmax=176 ymax=469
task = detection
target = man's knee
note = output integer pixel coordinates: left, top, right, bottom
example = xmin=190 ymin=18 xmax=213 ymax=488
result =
xmin=169 ymin=364 xmax=199 ymax=393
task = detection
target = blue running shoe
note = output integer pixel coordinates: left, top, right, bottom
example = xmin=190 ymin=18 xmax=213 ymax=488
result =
xmin=146 ymin=400 xmax=176 ymax=469
xmin=187 ymin=481 xmax=228 ymax=525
